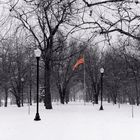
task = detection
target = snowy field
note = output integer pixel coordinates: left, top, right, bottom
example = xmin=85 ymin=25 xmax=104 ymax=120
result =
xmin=0 ymin=102 xmax=140 ymax=140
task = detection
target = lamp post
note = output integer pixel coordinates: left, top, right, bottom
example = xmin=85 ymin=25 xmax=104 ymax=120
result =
xmin=34 ymin=48 xmax=41 ymax=121
xmin=21 ymin=78 xmax=24 ymax=107
xmin=99 ymin=68 xmax=104 ymax=110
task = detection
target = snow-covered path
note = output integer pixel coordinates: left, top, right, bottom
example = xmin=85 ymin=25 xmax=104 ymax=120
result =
xmin=0 ymin=102 xmax=140 ymax=140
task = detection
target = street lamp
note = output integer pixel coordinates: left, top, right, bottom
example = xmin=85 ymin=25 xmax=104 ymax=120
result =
xmin=99 ymin=68 xmax=104 ymax=110
xmin=34 ymin=48 xmax=41 ymax=121
xmin=21 ymin=78 xmax=24 ymax=107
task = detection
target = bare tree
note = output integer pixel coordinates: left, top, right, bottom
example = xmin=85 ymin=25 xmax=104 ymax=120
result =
xmin=119 ymin=40 xmax=140 ymax=105
xmin=103 ymin=46 xmax=125 ymax=104
xmin=0 ymin=38 xmax=13 ymax=107
xmin=9 ymin=0 xmax=79 ymax=109
xmin=85 ymin=46 xmax=101 ymax=104
xmin=80 ymin=0 xmax=140 ymax=42
xmin=52 ymin=39 xmax=80 ymax=104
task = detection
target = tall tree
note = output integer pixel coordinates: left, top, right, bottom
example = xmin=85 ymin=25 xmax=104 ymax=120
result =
xmin=0 ymin=38 xmax=13 ymax=107
xmin=10 ymin=0 xmax=79 ymax=109
xmin=52 ymin=39 xmax=80 ymax=104
xmin=85 ymin=46 xmax=101 ymax=104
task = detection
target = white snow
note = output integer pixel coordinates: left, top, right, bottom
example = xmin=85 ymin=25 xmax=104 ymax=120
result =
xmin=0 ymin=102 xmax=140 ymax=140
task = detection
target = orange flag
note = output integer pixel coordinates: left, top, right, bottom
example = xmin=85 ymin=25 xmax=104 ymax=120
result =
xmin=73 ymin=57 xmax=84 ymax=70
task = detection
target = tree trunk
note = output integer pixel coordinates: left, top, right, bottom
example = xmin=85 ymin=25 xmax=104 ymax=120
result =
xmin=44 ymin=60 xmax=52 ymax=109
xmin=113 ymin=96 xmax=117 ymax=104
xmin=29 ymin=85 xmax=32 ymax=105
xmin=60 ymin=94 xmax=65 ymax=104
xmin=129 ymin=96 xmax=135 ymax=105
xmin=29 ymin=60 xmax=32 ymax=105
xmin=65 ymin=90 xmax=69 ymax=104
xmin=0 ymin=95 xmax=1 ymax=107
xmin=59 ymin=88 xmax=65 ymax=104
xmin=136 ymin=96 xmax=139 ymax=106
xmin=16 ymin=97 xmax=21 ymax=107
xmin=93 ymin=83 xmax=100 ymax=104
xmin=108 ymin=95 xmax=110 ymax=103
xmin=135 ymin=77 xmax=139 ymax=106
xmin=4 ymin=87 xmax=8 ymax=107
xmin=94 ymin=94 xmax=98 ymax=104
xmin=21 ymin=84 xmax=24 ymax=107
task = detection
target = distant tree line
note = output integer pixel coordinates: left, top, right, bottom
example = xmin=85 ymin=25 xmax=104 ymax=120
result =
xmin=0 ymin=33 xmax=140 ymax=107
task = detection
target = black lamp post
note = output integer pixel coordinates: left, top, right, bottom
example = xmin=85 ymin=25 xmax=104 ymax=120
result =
xmin=99 ymin=68 xmax=104 ymax=110
xmin=21 ymin=78 xmax=24 ymax=107
xmin=34 ymin=48 xmax=41 ymax=121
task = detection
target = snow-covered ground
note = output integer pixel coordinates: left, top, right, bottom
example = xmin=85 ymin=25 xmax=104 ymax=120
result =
xmin=0 ymin=102 xmax=140 ymax=140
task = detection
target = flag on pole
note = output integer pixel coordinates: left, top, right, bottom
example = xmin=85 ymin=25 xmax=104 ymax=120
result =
xmin=73 ymin=57 xmax=84 ymax=70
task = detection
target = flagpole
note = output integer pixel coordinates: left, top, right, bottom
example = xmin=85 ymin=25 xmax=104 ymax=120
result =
xmin=84 ymin=55 xmax=86 ymax=105
xmin=72 ymin=56 xmax=85 ymax=103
